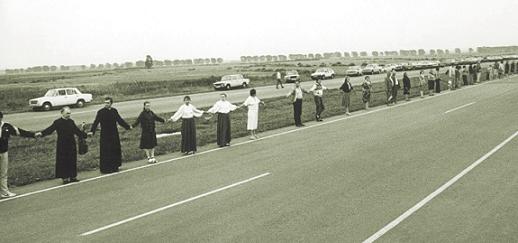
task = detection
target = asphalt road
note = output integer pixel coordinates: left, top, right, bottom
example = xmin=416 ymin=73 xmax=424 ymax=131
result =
xmin=5 ymin=70 xmax=427 ymax=130
xmin=1 ymin=75 xmax=517 ymax=242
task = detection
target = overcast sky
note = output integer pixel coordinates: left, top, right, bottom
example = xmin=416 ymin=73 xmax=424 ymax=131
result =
xmin=1 ymin=0 xmax=517 ymax=68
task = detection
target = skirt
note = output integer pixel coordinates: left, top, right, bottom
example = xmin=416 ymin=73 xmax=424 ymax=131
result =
xmin=247 ymin=109 xmax=258 ymax=130
xmin=427 ymin=80 xmax=435 ymax=90
xmin=217 ymin=113 xmax=231 ymax=146
xmin=342 ymin=92 xmax=351 ymax=107
xmin=181 ymin=118 xmax=197 ymax=153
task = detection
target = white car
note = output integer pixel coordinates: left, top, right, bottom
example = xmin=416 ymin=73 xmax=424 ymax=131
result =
xmin=311 ymin=68 xmax=335 ymax=80
xmin=213 ymin=74 xmax=250 ymax=90
xmin=29 ymin=88 xmax=93 ymax=111
xmin=361 ymin=64 xmax=382 ymax=75
xmin=346 ymin=66 xmax=363 ymax=76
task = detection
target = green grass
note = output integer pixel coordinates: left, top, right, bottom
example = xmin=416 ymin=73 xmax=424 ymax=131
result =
xmin=6 ymin=71 xmax=485 ymax=187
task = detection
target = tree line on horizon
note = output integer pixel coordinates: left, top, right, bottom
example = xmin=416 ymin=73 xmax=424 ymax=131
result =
xmin=4 ymin=56 xmax=224 ymax=74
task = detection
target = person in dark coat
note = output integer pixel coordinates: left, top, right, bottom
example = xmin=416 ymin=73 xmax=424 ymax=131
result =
xmin=132 ymin=101 xmax=164 ymax=163
xmin=505 ymin=61 xmax=510 ymax=77
xmin=402 ymin=72 xmax=411 ymax=101
xmin=0 ymin=111 xmax=36 ymax=197
xmin=37 ymin=107 xmax=87 ymax=184
xmin=88 ymin=97 xmax=131 ymax=174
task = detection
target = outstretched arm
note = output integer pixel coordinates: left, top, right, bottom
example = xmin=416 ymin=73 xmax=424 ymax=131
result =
xmin=115 ymin=110 xmax=131 ymax=130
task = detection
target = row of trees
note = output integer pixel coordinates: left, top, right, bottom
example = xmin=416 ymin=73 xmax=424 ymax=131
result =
xmin=4 ymin=57 xmax=224 ymax=74
xmin=240 ymin=48 xmax=478 ymax=63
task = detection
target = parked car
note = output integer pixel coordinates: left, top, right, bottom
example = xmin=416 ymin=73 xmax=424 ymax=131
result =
xmin=361 ymin=64 xmax=382 ymax=74
xmin=29 ymin=88 xmax=93 ymax=111
xmin=311 ymin=68 xmax=335 ymax=80
xmin=284 ymin=70 xmax=300 ymax=83
xmin=402 ymin=62 xmax=414 ymax=70
xmin=383 ymin=64 xmax=400 ymax=72
xmin=346 ymin=66 xmax=363 ymax=76
xmin=213 ymin=74 xmax=250 ymax=90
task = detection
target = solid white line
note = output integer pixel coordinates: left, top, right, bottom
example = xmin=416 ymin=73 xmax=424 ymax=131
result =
xmin=0 ymin=76 xmax=505 ymax=204
xmin=80 ymin=172 xmax=270 ymax=236
xmin=444 ymin=102 xmax=476 ymax=114
xmin=362 ymin=130 xmax=518 ymax=243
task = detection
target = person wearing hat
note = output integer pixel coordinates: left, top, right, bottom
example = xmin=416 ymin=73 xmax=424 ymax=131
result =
xmin=0 ymin=111 xmax=36 ymax=198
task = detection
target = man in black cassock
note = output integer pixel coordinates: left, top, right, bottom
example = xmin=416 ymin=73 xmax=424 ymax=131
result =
xmin=37 ymin=107 xmax=87 ymax=184
xmin=89 ymin=97 xmax=131 ymax=174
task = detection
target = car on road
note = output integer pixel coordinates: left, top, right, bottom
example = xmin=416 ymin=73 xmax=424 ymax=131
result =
xmin=311 ymin=68 xmax=335 ymax=80
xmin=383 ymin=64 xmax=402 ymax=72
xmin=29 ymin=88 xmax=93 ymax=111
xmin=213 ymin=74 xmax=250 ymax=90
xmin=284 ymin=70 xmax=300 ymax=83
xmin=361 ymin=64 xmax=382 ymax=75
xmin=346 ymin=66 xmax=363 ymax=76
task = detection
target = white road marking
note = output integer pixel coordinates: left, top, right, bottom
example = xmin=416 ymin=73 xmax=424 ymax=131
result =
xmin=80 ymin=172 xmax=271 ymax=236
xmin=444 ymin=102 xmax=476 ymax=114
xmin=362 ymin=130 xmax=518 ymax=243
xmin=0 ymin=77 xmax=502 ymax=204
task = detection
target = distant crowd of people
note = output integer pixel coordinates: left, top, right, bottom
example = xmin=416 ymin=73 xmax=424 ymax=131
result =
xmin=0 ymin=61 xmax=515 ymax=198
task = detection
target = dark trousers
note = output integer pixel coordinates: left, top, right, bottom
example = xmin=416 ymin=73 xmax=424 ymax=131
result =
xmin=314 ymin=96 xmax=324 ymax=119
xmin=293 ymin=99 xmax=303 ymax=126
xmin=391 ymin=87 xmax=398 ymax=103
xmin=276 ymin=79 xmax=284 ymax=89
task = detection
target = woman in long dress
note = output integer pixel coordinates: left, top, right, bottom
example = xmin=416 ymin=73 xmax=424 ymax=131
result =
xmin=133 ymin=101 xmax=165 ymax=163
xmin=39 ymin=107 xmax=87 ymax=184
xmin=239 ymin=89 xmax=265 ymax=140
xmin=170 ymin=96 xmax=204 ymax=155
xmin=207 ymin=93 xmax=238 ymax=147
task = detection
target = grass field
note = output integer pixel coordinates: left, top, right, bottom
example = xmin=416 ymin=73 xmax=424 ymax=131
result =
xmin=0 ymin=57 xmax=484 ymax=113
xmin=7 ymin=73 xmax=461 ymax=187
xmin=1 ymin=72 xmax=517 ymax=242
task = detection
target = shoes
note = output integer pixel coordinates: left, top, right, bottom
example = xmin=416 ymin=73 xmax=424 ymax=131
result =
xmin=345 ymin=112 xmax=351 ymax=116
xmin=148 ymin=157 xmax=157 ymax=163
xmin=70 ymin=178 xmax=80 ymax=183
xmin=296 ymin=124 xmax=306 ymax=127
xmin=250 ymin=136 xmax=256 ymax=140
xmin=0 ymin=191 xmax=17 ymax=198
xmin=62 ymin=178 xmax=70 ymax=184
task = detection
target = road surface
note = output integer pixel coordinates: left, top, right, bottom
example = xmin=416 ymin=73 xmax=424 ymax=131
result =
xmin=1 ymin=75 xmax=517 ymax=242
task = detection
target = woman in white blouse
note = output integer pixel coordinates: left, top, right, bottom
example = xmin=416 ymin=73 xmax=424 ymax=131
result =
xmin=170 ymin=96 xmax=205 ymax=155
xmin=207 ymin=93 xmax=238 ymax=147
xmin=239 ymin=89 xmax=265 ymax=140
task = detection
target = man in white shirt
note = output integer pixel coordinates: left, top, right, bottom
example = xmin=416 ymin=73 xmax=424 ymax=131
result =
xmin=286 ymin=81 xmax=309 ymax=127
xmin=309 ymin=79 xmax=328 ymax=122
xmin=276 ymin=71 xmax=284 ymax=89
